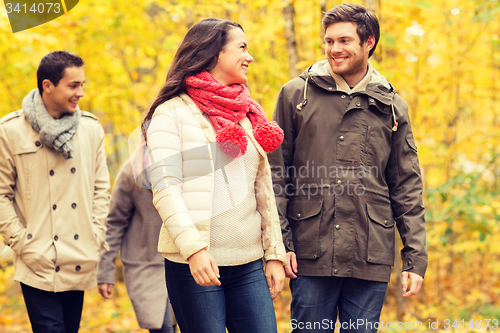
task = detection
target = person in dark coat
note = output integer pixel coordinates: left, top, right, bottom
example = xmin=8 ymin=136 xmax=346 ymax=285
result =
xmin=97 ymin=143 xmax=174 ymax=333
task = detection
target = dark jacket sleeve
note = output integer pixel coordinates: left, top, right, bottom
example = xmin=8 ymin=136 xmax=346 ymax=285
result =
xmin=97 ymin=162 xmax=135 ymax=284
xmin=385 ymin=96 xmax=427 ymax=278
xmin=268 ymin=86 xmax=296 ymax=252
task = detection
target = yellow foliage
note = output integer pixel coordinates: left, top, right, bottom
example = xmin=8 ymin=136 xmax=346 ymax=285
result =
xmin=1 ymin=0 xmax=500 ymax=331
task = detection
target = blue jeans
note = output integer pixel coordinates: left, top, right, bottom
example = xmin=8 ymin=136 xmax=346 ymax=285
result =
xmin=165 ymin=258 xmax=277 ymax=333
xmin=20 ymin=283 xmax=84 ymax=333
xmin=290 ymin=276 xmax=388 ymax=333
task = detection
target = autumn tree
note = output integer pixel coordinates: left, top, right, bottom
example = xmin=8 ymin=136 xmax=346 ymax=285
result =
xmin=1 ymin=0 xmax=500 ymax=331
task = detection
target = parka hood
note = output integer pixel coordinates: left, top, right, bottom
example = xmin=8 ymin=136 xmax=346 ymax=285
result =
xmin=297 ymin=60 xmax=399 ymax=131
xmin=299 ymin=60 xmax=392 ymax=92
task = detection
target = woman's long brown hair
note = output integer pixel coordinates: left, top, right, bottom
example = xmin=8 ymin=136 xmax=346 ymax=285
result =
xmin=141 ymin=18 xmax=243 ymax=142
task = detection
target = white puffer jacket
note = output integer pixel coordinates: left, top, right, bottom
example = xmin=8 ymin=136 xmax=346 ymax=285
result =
xmin=147 ymin=93 xmax=286 ymax=265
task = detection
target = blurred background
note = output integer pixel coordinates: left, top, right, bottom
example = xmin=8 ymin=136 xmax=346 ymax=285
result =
xmin=1 ymin=0 xmax=500 ymax=331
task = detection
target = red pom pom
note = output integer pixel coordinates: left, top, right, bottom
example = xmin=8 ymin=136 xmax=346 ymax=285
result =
xmin=253 ymin=121 xmax=284 ymax=152
xmin=216 ymin=126 xmax=247 ymax=158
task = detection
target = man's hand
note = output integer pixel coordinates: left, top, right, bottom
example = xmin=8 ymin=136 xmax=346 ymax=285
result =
xmin=265 ymin=260 xmax=286 ymax=300
xmin=402 ymin=271 xmax=423 ymax=297
xmin=98 ymin=283 xmax=114 ymax=299
xmin=188 ymin=249 xmax=221 ymax=286
xmin=284 ymin=251 xmax=298 ymax=279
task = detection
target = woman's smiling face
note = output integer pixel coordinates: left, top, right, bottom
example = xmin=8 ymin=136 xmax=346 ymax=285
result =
xmin=208 ymin=27 xmax=254 ymax=86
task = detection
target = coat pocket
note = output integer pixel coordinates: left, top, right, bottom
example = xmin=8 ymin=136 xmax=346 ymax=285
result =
xmin=12 ymin=144 xmax=41 ymax=202
xmin=366 ymin=202 xmax=395 ymax=266
xmin=287 ymin=197 xmax=323 ymax=259
xmin=21 ymin=241 xmax=56 ymax=276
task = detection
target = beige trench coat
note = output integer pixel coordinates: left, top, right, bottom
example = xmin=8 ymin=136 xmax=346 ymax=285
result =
xmin=0 ymin=109 xmax=110 ymax=292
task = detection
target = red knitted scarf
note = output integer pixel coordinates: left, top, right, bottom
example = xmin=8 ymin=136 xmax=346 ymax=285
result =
xmin=185 ymin=71 xmax=283 ymax=157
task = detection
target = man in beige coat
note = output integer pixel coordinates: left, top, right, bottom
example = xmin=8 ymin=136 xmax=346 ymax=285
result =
xmin=0 ymin=51 xmax=110 ymax=333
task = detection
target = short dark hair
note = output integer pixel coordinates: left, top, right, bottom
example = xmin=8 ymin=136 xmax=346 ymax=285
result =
xmin=142 ymin=18 xmax=243 ymax=141
xmin=37 ymin=51 xmax=84 ymax=96
xmin=322 ymin=3 xmax=380 ymax=57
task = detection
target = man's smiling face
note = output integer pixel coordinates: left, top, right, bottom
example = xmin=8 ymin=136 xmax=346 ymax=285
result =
xmin=42 ymin=66 xmax=85 ymax=119
xmin=325 ymin=21 xmax=374 ymax=87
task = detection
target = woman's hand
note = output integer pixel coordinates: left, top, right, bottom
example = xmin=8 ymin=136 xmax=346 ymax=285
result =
xmin=188 ymin=249 xmax=221 ymax=286
xmin=265 ymin=259 xmax=285 ymax=300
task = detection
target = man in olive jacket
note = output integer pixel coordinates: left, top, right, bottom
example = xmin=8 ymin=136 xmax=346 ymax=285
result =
xmin=0 ymin=51 xmax=110 ymax=333
xmin=268 ymin=4 xmax=427 ymax=332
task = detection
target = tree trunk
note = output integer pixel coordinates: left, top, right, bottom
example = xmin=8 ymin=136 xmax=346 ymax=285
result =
xmin=320 ymin=0 xmax=328 ymax=40
xmin=283 ymin=1 xmax=300 ymax=78
xmin=363 ymin=0 xmax=376 ymax=11
xmin=364 ymin=0 xmax=381 ymax=61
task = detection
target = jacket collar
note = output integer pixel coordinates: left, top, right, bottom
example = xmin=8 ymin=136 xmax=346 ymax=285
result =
xmin=327 ymin=62 xmax=373 ymax=94
xmin=300 ymin=60 xmax=395 ymax=106
xmin=298 ymin=60 xmax=399 ymax=131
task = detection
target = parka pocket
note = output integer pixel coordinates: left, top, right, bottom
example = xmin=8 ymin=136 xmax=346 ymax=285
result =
xmin=366 ymin=202 xmax=395 ymax=266
xmin=406 ymin=136 xmax=421 ymax=174
xmin=287 ymin=197 xmax=323 ymax=259
xmin=338 ymin=124 xmax=369 ymax=163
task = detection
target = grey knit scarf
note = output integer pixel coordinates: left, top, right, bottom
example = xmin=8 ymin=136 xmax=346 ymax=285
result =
xmin=23 ymin=88 xmax=80 ymax=159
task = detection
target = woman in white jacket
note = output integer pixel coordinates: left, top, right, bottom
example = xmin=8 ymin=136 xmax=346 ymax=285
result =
xmin=142 ymin=18 xmax=287 ymax=333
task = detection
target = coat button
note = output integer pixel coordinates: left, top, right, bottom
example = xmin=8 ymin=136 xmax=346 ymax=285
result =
xmin=341 ymin=95 xmax=346 ymax=99
xmin=297 ymin=213 xmax=301 ymax=218
xmin=328 ymin=87 xmax=333 ymax=90
xmin=356 ymin=102 xmax=361 ymax=107
xmin=384 ymin=220 xmax=388 ymax=225
xmin=27 ymin=234 xmax=32 ymax=240
xmin=52 ymin=204 xmax=57 ymax=210
xmin=334 ymin=269 xmax=338 ymax=274
xmin=369 ymin=98 xmax=375 ymax=103
xmin=75 ymin=265 xmax=81 ymax=272
xmin=312 ymin=254 xmax=317 ymax=258
xmin=74 ymin=234 xmax=79 ymax=240
xmin=71 ymin=167 xmax=76 ymax=173
xmin=337 ymin=179 xmax=342 ymax=184
xmin=49 ymin=170 xmax=54 ymax=176
xmin=55 ymin=266 xmax=60 ymax=272
xmin=368 ymin=258 xmax=372 ymax=261
xmin=71 ymin=203 xmax=77 ymax=209
xmin=35 ymin=141 xmax=41 ymax=147
xmin=335 ymin=225 xmax=340 ymax=230
xmin=54 ymin=235 xmax=58 ymax=241
xmin=339 ymin=135 xmax=345 ymax=141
